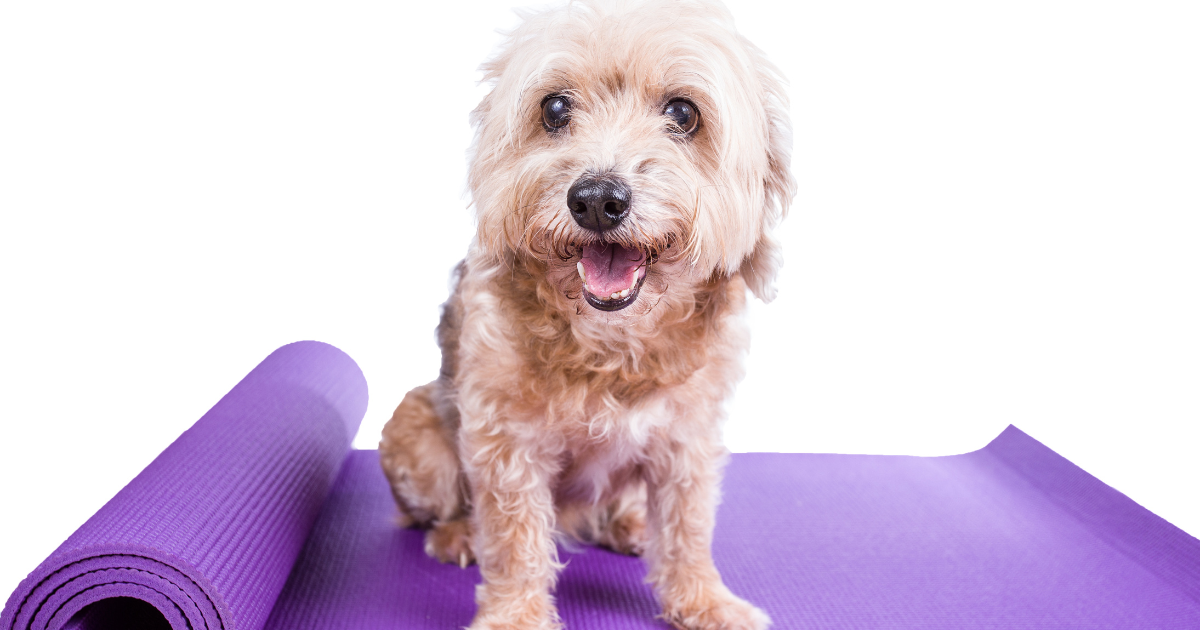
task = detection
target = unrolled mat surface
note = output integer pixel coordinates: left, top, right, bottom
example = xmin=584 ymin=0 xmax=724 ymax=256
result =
xmin=4 ymin=343 xmax=1199 ymax=629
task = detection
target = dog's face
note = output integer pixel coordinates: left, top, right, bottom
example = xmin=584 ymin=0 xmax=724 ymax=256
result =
xmin=468 ymin=0 xmax=795 ymax=323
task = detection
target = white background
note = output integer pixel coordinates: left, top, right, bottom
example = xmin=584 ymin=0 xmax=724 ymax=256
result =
xmin=2 ymin=0 xmax=1197 ymax=599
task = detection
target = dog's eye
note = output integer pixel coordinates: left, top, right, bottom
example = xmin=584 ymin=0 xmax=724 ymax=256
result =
xmin=542 ymin=95 xmax=571 ymax=131
xmin=663 ymin=100 xmax=699 ymax=135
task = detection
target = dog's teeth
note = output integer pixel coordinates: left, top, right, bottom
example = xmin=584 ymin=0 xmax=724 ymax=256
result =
xmin=618 ymin=288 xmax=630 ymax=298
xmin=577 ymin=261 xmax=586 ymax=281
xmin=610 ymin=292 xmax=620 ymax=299
xmin=629 ymin=273 xmax=639 ymax=291
xmin=459 ymin=551 xmax=468 ymax=568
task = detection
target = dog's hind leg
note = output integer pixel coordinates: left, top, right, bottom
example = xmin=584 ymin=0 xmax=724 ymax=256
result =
xmin=379 ymin=381 xmax=474 ymax=565
xmin=596 ymin=482 xmax=649 ymax=556
xmin=559 ymin=481 xmax=649 ymax=556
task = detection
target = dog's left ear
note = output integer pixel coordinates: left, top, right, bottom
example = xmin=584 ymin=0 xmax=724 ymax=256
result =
xmin=741 ymin=230 xmax=784 ymax=302
xmin=739 ymin=46 xmax=797 ymax=303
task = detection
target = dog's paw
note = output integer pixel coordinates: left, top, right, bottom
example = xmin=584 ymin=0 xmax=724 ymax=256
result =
xmin=423 ymin=519 xmax=475 ymax=568
xmin=661 ymin=588 xmax=771 ymax=630
xmin=468 ymin=601 xmax=562 ymax=630
xmin=467 ymin=617 xmax=561 ymax=630
xmin=597 ymin=507 xmax=648 ymax=556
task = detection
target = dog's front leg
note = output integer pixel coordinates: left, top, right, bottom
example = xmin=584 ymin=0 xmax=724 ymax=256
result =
xmin=462 ymin=427 xmax=563 ymax=630
xmin=643 ymin=425 xmax=770 ymax=630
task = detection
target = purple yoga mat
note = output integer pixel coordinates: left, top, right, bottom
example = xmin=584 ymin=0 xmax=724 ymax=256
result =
xmin=5 ymin=342 xmax=1199 ymax=629
xmin=263 ymin=437 xmax=1200 ymax=630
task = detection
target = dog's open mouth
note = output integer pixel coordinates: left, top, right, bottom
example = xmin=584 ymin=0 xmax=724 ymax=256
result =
xmin=577 ymin=242 xmax=648 ymax=312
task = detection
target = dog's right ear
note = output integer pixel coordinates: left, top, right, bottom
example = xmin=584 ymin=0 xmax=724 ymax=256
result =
xmin=466 ymin=84 xmax=516 ymax=261
xmin=740 ymin=41 xmax=797 ymax=303
xmin=466 ymin=28 xmax=544 ymax=262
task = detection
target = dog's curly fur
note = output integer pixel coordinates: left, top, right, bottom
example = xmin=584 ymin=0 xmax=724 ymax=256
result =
xmin=380 ymin=1 xmax=795 ymax=628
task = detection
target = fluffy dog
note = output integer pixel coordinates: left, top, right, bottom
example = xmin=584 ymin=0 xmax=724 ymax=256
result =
xmin=380 ymin=1 xmax=794 ymax=628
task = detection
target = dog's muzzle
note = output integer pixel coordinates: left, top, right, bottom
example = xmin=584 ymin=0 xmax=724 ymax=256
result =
xmin=567 ymin=175 xmax=647 ymax=311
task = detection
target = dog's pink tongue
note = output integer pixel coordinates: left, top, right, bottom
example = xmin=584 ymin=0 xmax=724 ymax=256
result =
xmin=581 ymin=243 xmax=646 ymax=295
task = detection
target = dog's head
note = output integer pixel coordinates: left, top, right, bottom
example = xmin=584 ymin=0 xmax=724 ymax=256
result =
xmin=468 ymin=0 xmax=795 ymax=322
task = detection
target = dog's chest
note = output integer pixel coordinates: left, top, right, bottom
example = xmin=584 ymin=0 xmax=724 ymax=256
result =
xmin=555 ymin=397 xmax=670 ymax=501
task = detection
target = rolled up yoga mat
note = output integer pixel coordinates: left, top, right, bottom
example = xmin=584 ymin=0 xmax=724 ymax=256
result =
xmin=1 ymin=341 xmax=369 ymax=630
xmin=4 ymin=342 xmax=1199 ymax=629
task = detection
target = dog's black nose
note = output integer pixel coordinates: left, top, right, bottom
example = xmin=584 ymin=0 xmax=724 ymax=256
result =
xmin=567 ymin=175 xmax=631 ymax=232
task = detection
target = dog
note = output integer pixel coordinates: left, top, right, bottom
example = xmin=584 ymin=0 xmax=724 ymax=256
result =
xmin=380 ymin=1 xmax=794 ymax=628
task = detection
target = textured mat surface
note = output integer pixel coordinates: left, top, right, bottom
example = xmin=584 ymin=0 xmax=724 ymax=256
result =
xmin=4 ymin=342 xmax=1199 ymax=629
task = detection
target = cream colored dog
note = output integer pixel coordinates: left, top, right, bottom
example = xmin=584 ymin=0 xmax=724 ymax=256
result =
xmin=380 ymin=1 xmax=794 ymax=628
